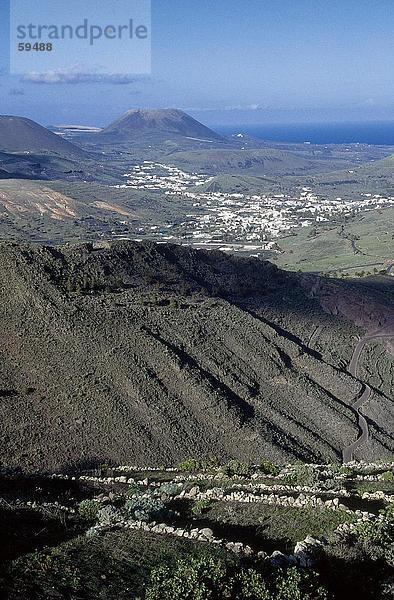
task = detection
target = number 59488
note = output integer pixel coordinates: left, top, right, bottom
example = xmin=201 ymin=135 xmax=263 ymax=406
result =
xmin=18 ymin=43 xmax=53 ymax=51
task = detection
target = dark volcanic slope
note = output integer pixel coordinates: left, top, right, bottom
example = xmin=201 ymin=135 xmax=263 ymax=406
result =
xmin=0 ymin=241 xmax=392 ymax=472
xmin=0 ymin=116 xmax=85 ymax=156
xmin=100 ymin=108 xmax=224 ymax=141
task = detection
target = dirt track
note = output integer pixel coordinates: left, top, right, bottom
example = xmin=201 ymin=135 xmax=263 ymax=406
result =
xmin=342 ymin=327 xmax=394 ymax=463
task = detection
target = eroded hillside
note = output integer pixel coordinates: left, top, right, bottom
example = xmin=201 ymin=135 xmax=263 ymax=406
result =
xmin=0 ymin=241 xmax=392 ymax=471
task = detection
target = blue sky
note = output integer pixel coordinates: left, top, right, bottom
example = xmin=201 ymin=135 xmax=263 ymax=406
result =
xmin=0 ymin=0 xmax=393 ymax=127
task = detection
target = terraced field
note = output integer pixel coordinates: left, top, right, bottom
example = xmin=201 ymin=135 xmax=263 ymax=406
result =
xmin=0 ymin=460 xmax=393 ymax=599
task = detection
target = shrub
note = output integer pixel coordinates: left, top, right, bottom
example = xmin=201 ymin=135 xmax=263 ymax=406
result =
xmin=381 ymin=470 xmax=394 ymax=482
xmin=201 ymin=457 xmax=221 ymax=473
xmin=326 ymin=463 xmax=341 ymax=475
xmin=178 ymin=457 xmax=221 ymax=473
xmin=158 ymin=482 xmax=180 ymax=497
xmin=125 ymin=484 xmax=142 ymax=497
xmin=223 ymin=460 xmax=252 ymax=478
xmin=145 ymin=556 xmax=329 ymax=600
xmin=125 ymin=496 xmax=167 ymax=522
xmin=259 ymin=459 xmax=280 ymax=477
xmin=382 ymin=504 xmax=394 ymax=518
xmin=355 ymin=515 xmax=394 ymax=565
xmin=319 ymin=477 xmax=340 ymax=491
xmin=339 ymin=466 xmax=355 ymax=477
xmin=275 ymin=568 xmax=328 ymax=600
xmin=381 ymin=580 xmax=394 ymax=600
xmin=86 ymin=526 xmax=101 ymax=537
xmin=191 ymin=499 xmax=212 ymax=517
xmin=177 ymin=458 xmax=201 ymax=472
xmin=234 ymin=569 xmax=270 ymax=599
xmin=145 ymin=556 xmax=229 ymax=600
xmin=97 ymin=505 xmax=123 ymax=526
xmin=78 ymin=499 xmax=101 ymax=521
xmin=284 ymin=465 xmax=321 ymax=488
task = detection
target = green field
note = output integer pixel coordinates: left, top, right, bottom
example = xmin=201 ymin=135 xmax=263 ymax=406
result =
xmin=274 ymin=207 xmax=394 ymax=273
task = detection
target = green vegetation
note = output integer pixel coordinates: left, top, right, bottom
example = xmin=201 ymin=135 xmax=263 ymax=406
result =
xmin=205 ymin=502 xmax=356 ymax=554
xmin=0 ymin=460 xmax=393 ymax=599
xmin=145 ymin=556 xmax=328 ymax=600
xmin=221 ymin=460 xmax=253 ymax=478
xmin=324 ymin=506 xmax=394 ymax=599
xmin=339 ymin=465 xmax=355 ymax=477
xmin=157 ymin=482 xmax=181 ymax=497
xmin=283 ymin=464 xmax=322 ymax=488
xmin=191 ymin=499 xmax=212 ymax=517
xmin=178 ymin=458 xmax=253 ymax=476
xmin=1 ymin=530 xmax=225 ymax=599
xmin=125 ymin=497 xmax=169 ymax=522
xmin=354 ymin=509 xmax=394 ymax=566
xmin=178 ymin=458 xmax=204 ymax=472
xmin=275 ymin=207 xmax=394 ymax=274
xmin=78 ymin=499 xmax=102 ymax=521
xmin=259 ymin=460 xmax=280 ymax=477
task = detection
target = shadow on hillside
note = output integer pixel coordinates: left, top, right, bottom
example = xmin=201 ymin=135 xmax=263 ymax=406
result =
xmin=0 ymin=505 xmax=85 ymax=564
xmin=317 ymin=553 xmax=392 ymax=600
xmin=58 ymin=456 xmax=117 ymax=476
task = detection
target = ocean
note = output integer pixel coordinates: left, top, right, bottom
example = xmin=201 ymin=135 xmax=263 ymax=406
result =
xmin=215 ymin=121 xmax=394 ymax=146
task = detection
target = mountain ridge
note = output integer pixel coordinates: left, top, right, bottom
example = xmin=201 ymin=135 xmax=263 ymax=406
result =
xmin=100 ymin=108 xmax=225 ymax=141
xmin=0 ymin=115 xmax=86 ymax=156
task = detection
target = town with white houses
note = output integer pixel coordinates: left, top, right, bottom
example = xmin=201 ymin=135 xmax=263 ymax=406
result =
xmin=113 ymin=161 xmax=394 ymax=254
xmin=114 ymin=162 xmax=211 ymax=192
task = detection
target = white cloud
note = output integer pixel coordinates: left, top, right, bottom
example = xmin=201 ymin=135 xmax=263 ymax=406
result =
xmin=23 ymin=65 xmax=141 ymax=85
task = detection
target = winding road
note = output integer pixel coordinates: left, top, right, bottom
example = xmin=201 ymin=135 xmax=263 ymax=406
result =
xmin=342 ymin=328 xmax=394 ymax=463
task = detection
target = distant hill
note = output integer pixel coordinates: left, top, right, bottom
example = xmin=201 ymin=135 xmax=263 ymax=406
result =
xmin=169 ymin=148 xmax=317 ymax=176
xmin=100 ymin=108 xmax=224 ymax=142
xmin=0 ymin=240 xmax=392 ymax=471
xmin=0 ymin=116 xmax=86 ymax=156
xmin=310 ymin=153 xmax=394 ymax=197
